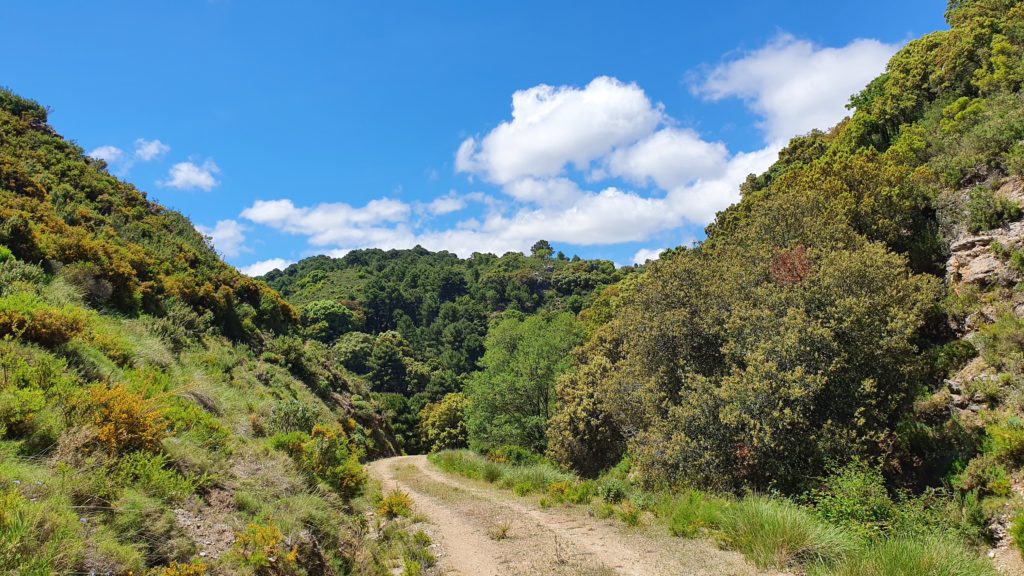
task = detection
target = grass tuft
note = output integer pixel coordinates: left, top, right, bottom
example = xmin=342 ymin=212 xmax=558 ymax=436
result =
xmin=809 ymin=535 xmax=999 ymax=576
xmin=718 ymin=496 xmax=854 ymax=569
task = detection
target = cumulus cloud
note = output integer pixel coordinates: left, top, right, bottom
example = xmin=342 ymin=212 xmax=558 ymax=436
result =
xmin=503 ymin=178 xmax=584 ymax=207
xmin=241 ymin=198 xmax=411 ymax=246
xmin=134 ymin=138 xmax=170 ymax=161
xmin=601 ymin=128 xmax=729 ymax=190
xmin=197 ymin=219 xmax=247 ymax=257
xmin=240 ymin=258 xmax=293 ymax=277
xmin=422 ymin=191 xmax=468 ymax=216
xmin=456 ymin=76 xmax=663 ymax=184
xmin=696 ymin=34 xmax=900 ymax=142
xmin=160 ymin=160 xmax=221 ymax=191
xmin=89 ymin=138 xmax=171 ymax=172
xmin=88 ymin=145 xmax=124 ymax=163
xmin=632 ymin=247 xmax=666 ymax=265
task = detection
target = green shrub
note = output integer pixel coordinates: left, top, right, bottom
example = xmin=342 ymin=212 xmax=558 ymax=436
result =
xmin=953 ymin=456 xmax=1012 ymax=497
xmin=0 ymin=293 xmax=87 ymax=347
xmin=976 ymin=312 xmax=1024 ymax=373
xmin=0 ymin=245 xmax=12 ymax=263
xmin=663 ymin=490 xmax=730 ymax=538
xmin=591 ymin=501 xmax=616 ymax=519
xmin=488 ymin=444 xmax=541 ymax=466
xmin=618 ymin=502 xmax=642 ymax=526
xmin=985 ymin=417 xmax=1024 ymax=464
xmin=419 ymin=393 xmax=469 ymax=452
xmin=272 ymin=425 xmax=366 ymax=499
xmin=811 ymin=535 xmax=999 ymax=576
xmin=268 ymin=398 xmax=321 ymax=434
xmin=115 ymin=451 xmax=201 ymax=501
xmin=564 ymin=480 xmax=597 ymax=504
xmin=0 ymin=260 xmax=45 ymax=297
xmin=968 ymin=186 xmax=1023 ymax=233
xmin=0 ymin=386 xmax=44 ymax=438
xmin=1004 ymin=142 xmax=1024 ymax=177
xmin=1012 ymin=512 xmax=1024 ymax=553
xmin=597 ymin=478 xmax=629 ymax=504
xmin=812 ymin=463 xmax=896 ymax=540
xmin=719 ymin=496 xmax=853 ymax=569
xmin=935 ymin=340 xmax=978 ymax=377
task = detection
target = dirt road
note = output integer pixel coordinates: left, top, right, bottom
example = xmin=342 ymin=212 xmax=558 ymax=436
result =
xmin=366 ymin=455 xmax=770 ymax=576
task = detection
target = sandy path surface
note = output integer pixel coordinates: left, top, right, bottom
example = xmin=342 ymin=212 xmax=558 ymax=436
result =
xmin=366 ymin=455 xmax=770 ymax=576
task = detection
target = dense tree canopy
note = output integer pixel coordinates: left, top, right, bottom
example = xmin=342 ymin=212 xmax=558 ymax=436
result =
xmin=466 ymin=312 xmax=584 ymax=453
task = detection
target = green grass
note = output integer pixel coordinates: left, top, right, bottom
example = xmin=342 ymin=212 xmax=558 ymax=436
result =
xmin=809 ymin=535 xmax=999 ymax=576
xmin=429 ymin=450 xmax=1003 ymax=575
xmin=429 ymin=449 xmax=574 ymax=495
xmin=718 ymin=496 xmax=854 ymax=569
xmin=659 ymin=489 xmax=730 ymax=538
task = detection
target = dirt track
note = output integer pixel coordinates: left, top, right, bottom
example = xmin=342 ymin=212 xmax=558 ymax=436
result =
xmin=366 ymin=455 xmax=770 ymax=576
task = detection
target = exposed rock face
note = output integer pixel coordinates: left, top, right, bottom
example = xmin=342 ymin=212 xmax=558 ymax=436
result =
xmin=947 ymin=221 xmax=1024 ymax=287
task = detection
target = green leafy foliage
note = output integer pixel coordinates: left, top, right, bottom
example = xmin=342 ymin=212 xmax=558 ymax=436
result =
xmin=418 ymin=392 xmax=468 ymax=452
xmin=271 ymin=424 xmax=367 ymax=499
xmin=465 ymin=312 xmax=583 ymax=453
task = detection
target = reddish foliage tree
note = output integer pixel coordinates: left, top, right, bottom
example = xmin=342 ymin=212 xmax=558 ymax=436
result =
xmin=770 ymin=245 xmax=810 ymax=286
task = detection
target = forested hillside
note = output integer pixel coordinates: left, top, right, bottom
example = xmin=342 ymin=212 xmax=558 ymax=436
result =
xmin=0 ymin=91 xmax=435 ymax=574
xmin=261 ymin=243 xmax=629 ymax=453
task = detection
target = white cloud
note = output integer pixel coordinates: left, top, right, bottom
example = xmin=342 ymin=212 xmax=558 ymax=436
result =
xmin=88 ymin=145 xmax=124 ymax=163
xmin=696 ymin=34 xmax=900 ymax=142
xmin=632 ymin=247 xmax=666 ymax=265
xmin=160 ymin=160 xmax=221 ymax=191
xmin=456 ymin=76 xmax=663 ymax=184
xmin=423 ymin=191 xmax=467 ymax=215
xmin=134 ymin=138 xmax=170 ymax=161
xmin=602 ymin=127 xmax=729 ymax=190
xmin=240 ymin=258 xmax=293 ymax=277
xmin=196 ymin=219 xmax=247 ymax=258
xmin=241 ymin=198 xmax=411 ymax=246
xmin=503 ymin=177 xmax=584 ymax=207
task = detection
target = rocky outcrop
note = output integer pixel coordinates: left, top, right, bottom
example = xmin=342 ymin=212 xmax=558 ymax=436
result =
xmin=947 ymin=221 xmax=1024 ymax=286
xmin=946 ymin=177 xmax=1024 ymax=288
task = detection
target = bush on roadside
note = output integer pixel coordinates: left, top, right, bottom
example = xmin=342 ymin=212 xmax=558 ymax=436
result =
xmin=377 ymin=490 xmax=414 ymax=519
xmin=811 ymin=462 xmax=896 ymax=540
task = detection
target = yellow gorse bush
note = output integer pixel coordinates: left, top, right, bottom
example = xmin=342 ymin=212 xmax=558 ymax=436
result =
xmin=81 ymin=383 xmax=166 ymax=453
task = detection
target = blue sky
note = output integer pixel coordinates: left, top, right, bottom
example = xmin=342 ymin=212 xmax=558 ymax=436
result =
xmin=2 ymin=1 xmax=947 ymax=273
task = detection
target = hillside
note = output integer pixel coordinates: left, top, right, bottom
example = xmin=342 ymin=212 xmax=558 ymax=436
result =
xmin=261 ymin=245 xmax=629 ymax=453
xmin=0 ymin=91 xmax=435 ymax=574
